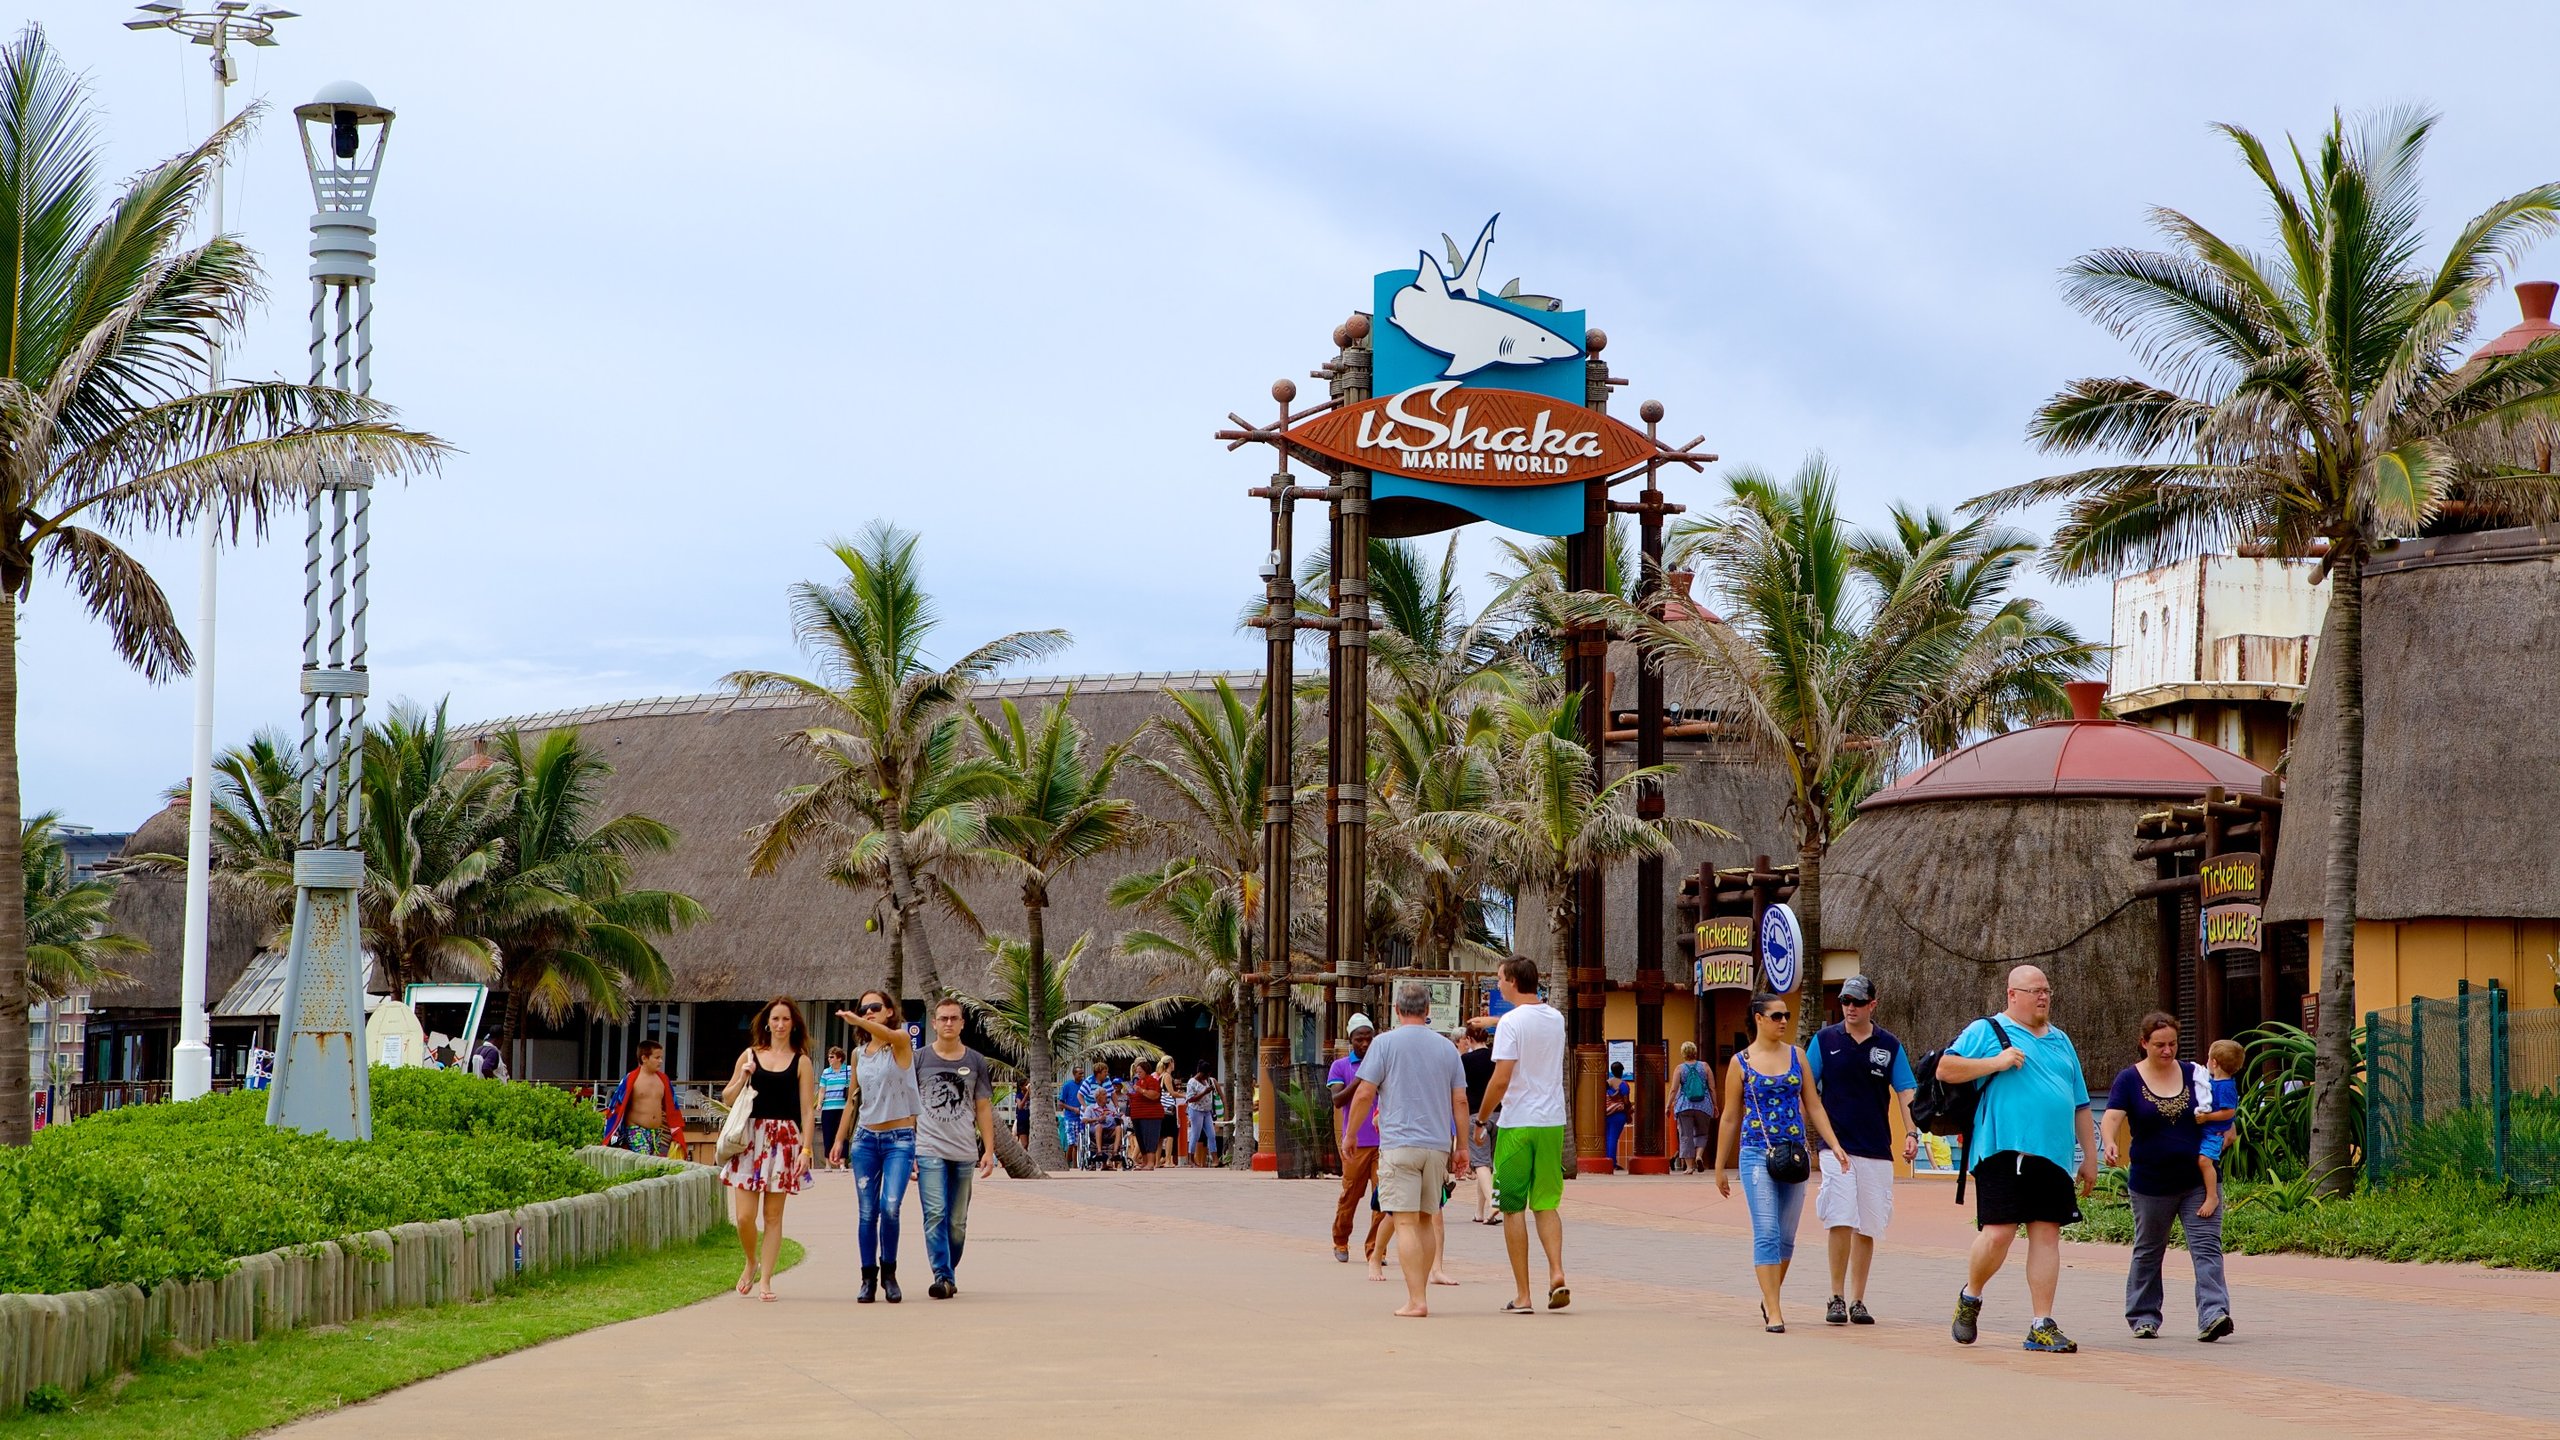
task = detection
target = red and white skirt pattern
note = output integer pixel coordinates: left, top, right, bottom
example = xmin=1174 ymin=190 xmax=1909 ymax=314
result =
xmin=719 ymin=1118 xmax=809 ymax=1195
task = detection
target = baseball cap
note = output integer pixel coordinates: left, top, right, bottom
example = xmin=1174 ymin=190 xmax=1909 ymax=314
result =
xmin=1840 ymin=975 xmax=1877 ymax=1004
xmin=1347 ymin=1013 xmax=1376 ymax=1035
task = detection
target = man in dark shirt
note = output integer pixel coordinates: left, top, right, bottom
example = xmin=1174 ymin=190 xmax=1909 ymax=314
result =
xmin=1458 ymin=1022 xmax=1497 ymax=1222
xmin=1807 ymin=975 xmax=1917 ymax=1327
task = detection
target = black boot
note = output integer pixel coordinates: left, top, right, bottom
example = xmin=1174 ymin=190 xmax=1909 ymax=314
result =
xmin=857 ymin=1265 xmax=878 ymax=1303
xmin=881 ymin=1264 xmax=903 ymax=1303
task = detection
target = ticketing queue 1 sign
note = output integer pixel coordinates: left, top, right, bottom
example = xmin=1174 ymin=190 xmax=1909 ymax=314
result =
xmin=2199 ymin=850 xmax=2263 ymax=955
xmin=1694 ymin=917 xmax=1754 ymax=992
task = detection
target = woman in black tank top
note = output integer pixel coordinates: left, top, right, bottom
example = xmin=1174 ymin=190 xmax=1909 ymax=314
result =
xmin=718 ymin=997 xmax=816 ymax=1302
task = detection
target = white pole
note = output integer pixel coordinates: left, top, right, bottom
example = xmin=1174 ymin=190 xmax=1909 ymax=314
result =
xmin=171 ymin=33 xmax=231 ymax=1103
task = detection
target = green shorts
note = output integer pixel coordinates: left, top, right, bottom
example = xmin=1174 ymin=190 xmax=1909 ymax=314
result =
xmin=1493 ymin=1125 xmax=1565 ymax=1214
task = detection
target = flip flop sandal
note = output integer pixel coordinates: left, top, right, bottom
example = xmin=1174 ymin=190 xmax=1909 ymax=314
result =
xmin=1502 ymin=1300 xmax=1536 ymax=1315
xmin=1547 ymin=1284 xmax=1571 ymax=1311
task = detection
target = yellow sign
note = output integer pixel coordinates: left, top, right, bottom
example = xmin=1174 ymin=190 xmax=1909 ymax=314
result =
xmin=1694 ymin=918 xmax=1754 ymax=991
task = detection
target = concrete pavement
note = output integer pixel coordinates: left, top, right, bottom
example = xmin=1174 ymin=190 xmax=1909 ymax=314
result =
xmin=276 ymin=1167 xmax=2560 ymax=1439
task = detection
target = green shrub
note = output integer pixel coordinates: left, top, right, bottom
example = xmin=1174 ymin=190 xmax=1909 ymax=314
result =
xmin=2 ymin=1070 xmax=638 ymax=1295
xmin=2068 ymin=1176 xmax=2560 ymax=1269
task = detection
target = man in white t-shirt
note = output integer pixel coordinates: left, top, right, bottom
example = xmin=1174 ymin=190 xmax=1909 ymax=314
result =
xmin=1474 ymin=955 xmax=1571 ymax=1313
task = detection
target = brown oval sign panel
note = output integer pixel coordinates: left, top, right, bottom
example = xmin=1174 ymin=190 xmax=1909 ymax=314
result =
xmin=1287 ymin=382 xmax=1652 ymax=486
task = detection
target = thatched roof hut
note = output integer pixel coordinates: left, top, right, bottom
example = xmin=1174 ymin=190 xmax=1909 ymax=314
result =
xmin=1829 ymin=685 xmax=2270 ymax=1085
xmin=2266 ymin=526 xmax=2560 ymax=927
xmin=94 ymin=801 xmax=269 ymax=1012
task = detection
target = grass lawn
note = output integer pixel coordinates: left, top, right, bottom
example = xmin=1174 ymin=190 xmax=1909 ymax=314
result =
xmin=2 ymin=1231 xmax=801 ymax=1439
xmin=2067 ymin=1177 xmax=2560 ymax=1269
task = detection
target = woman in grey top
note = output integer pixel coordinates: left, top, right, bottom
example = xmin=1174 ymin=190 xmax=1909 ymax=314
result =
xmin=830 ymin=989 xmax=919 ymax=1303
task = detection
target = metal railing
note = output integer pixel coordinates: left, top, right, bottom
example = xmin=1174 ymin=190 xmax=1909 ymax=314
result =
xmin=2366 ymin=981 xmax=2560 ymax=1194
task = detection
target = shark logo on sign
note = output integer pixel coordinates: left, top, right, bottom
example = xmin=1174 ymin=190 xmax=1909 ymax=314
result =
xmin=1389 ymin=216 xmax=1582 ymax=378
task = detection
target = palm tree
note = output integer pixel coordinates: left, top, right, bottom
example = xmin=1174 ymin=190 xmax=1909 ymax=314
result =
xmin=0 ymin=29 xmax=447 ymax=1141
xmin=1422 ymin=690 xmax=1719 ymax=1143
xmin=1850 ymin=505 xmax=2101 ymax=762
xmin=971 ymin=694 xmax=1141 ymax=1170
xmin=809 ymin=716 xmax=1008 ymax=1002
xmin=1111 ymin=860 xmax=1245 ymax=1116
xmin=478 ymin=727 xmax=704 ymax=1058
xmin=730 ymin=523 xmax=1067 ymax=1004
xmin=1966 ymin=109 xmax=2560 ymax=1191
xmin=127 ymin=729 xmax=303 ymax=940
xmin=958 ymin=931 xmax=1176 ymax=1160
xmin=23 ymin=812 xmax=143 ymax=999
xmin=358 ymin=703 xmax=510 ymax=996
xmin=1127 ymin=677 xmax=1268 ymax=1166
xmin=1606 ymin=458 xmax=2092 ymax=1041
xmin=1370 ymin=691 xmax=1507 ymax=972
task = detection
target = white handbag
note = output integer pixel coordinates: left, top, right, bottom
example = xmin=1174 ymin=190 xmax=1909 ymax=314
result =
xmin=715 ymin=1090 xmax=757 ymax=1164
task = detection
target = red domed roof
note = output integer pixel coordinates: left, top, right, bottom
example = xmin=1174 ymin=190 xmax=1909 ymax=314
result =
xmin=1859 ymin=682 xmax=2269 ymax=811
xmin=2476 ymin=282 xmax=2559 ymax=359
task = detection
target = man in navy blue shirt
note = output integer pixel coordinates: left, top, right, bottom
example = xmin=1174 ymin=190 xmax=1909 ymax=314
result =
xmin=1807 ymin=974 xmax=1917 ymax=1327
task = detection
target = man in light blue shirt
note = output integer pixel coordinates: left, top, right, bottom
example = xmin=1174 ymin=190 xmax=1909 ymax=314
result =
xmin=1342 ymin=981 xmax=1471 ymax=1319
xmin=1932 ymin=964 xmax=2097 ymax=1355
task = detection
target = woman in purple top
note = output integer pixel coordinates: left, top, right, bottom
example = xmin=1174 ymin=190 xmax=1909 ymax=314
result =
xmin=2100 ymin=1012 xmax=2235 ymax=1343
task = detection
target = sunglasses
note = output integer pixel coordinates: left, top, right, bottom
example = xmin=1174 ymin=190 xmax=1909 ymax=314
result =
xmin=859 ymin=1003 xmax=885 ymax=1015
xmin=1760 ymin=1010 xmax=1790 ymax=1023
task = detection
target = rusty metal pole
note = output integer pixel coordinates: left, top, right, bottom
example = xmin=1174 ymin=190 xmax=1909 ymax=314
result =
xmin=1254 ymin=379 xmax=1299 ymax=1173
xmin=1567 ymin=332 xmax=1613 ymax=1174
xmin=1325 ymin=317 xmax=1374 ymax=1052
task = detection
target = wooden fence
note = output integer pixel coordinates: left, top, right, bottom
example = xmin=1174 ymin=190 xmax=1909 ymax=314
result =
xmin=0 ymin=1146 xmax=720 ymax=1415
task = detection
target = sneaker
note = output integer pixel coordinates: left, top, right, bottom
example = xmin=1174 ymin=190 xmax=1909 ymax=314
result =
xmin=1848 ymin=1301 xmax=1874 ymax=1325
xmin=1826 ymin=1295 xmax=1848 ymax=1325
xmin=2132 ymin=1322 xmax=2160 ymax=1339
xmin=2198 ymin=1314 xmax=2234 ymax=1343
xmin=1951 ymin=1291 xmax=1982 ymax=1346
xmin=2023 ymin=1318 xmax=2079 ymax=1353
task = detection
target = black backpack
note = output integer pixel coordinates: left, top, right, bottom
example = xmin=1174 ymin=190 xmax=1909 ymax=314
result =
xmin=1909 ymin=1017 xmax=2011 ymax=1202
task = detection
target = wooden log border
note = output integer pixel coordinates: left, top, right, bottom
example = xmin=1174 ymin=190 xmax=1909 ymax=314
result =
xmin=0 ymin=1146 xmax=719 ymax=1414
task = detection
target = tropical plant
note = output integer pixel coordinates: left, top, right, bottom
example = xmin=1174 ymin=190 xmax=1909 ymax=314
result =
xmin=957 ymin=931 xmax=1174 ymax=1095
xmin=22 ymin=812 xmax=143 ymax=999
xmin=0 ymin=26 xmax=446 ymax=1143
xmin=1964 ymin=110 xmax=2560 ymax=1192
xmin=476 ymin=727 xmax=703 ymax=1049
xmin=971 ymin=694 xmax=1141 ymax=1170
xmin=356 ymin=703 xmax=510 ymax=996
xmin=1369 ymin=691 xmax=1507 ymax=972
xmin=1604 ymin=457 xmax=2094 ymax=1041
xmin=1111 ymin=860 xmax=1247 ymax=1151
xmin=2224 ymin=1020 xmax=2363 ymax=1183
xmin=194 ymin=729 xmax=302 ymax=933
xmin=729 ymin=523 xmax=1067 ymax=1005
xmin=1420 ymin=690 xmax=1720 ymax=1140
xmin=1128 ymin=676 xmax=1268 ymax=1166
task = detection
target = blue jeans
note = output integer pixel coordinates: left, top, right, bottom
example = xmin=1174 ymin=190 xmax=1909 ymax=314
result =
xmin=1189 ymin=1106 xmax=1216 ymax=1158
xmin=1738 ymin=1145 xmax=1807 ymax=1266
xmin=851 ymin=1126 xmax=915 ymax=1268
xmin=915 ymin=1154 xmax=975 ymax=1283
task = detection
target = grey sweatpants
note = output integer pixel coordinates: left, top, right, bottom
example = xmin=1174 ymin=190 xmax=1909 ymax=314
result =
xmin=2125 ymin=1185 xmax=2230 ymax=1331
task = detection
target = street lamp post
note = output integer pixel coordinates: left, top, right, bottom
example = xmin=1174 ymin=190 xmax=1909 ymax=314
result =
xmin=266 ymin=83 xmax=393 ymax=1140
xmin=123 ymin=3 xmax=298 ymax=1103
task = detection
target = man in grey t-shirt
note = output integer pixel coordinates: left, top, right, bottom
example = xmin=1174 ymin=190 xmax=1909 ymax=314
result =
xmin=1343 ymin=980 xmax=1471 ymax=1318
xmin=915 ymin=998 xmax=997 ymax=1299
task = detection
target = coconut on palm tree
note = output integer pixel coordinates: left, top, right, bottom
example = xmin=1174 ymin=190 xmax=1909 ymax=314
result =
xmin=1967 ymin=109 xmax=2560 ymax=1191
xmin=0 ymin=28 xmax=447 ymax=1140
xmin=1599 ymin=457 xmax=2096 ymax=1042
xmin=731 ymin=523 xmax=1066 ymax=1005
xmin=23 ymin=812 xmax=143 ymax=999
xmin=971 ymin=694 xmax=1140 ymax=1170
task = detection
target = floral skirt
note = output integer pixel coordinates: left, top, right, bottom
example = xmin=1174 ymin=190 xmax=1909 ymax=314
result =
xmin=720 ymin=1118 xmax=809 ymax=1195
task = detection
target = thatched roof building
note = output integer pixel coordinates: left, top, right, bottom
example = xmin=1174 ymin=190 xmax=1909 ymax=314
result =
xmin=2264 ymin=525 xmax=2560 ymax=1011
xmin=1829 ymin=684 xmax=2270 ymax=1086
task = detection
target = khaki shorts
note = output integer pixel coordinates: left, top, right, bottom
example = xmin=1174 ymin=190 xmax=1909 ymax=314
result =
xmin=1376 ymin=1146 xmax=1450 ymax=1213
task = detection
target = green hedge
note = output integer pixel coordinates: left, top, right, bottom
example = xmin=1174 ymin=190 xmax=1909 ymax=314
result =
xmin=2 ymin=1070 xmax=642 ymax=1295
xmin=2068 ymin=1176 xmax=2560 ymax=1269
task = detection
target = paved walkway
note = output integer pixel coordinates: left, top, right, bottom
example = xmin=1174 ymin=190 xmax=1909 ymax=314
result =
xmin=278 ymin=1168 xmax=2560 ymax=1438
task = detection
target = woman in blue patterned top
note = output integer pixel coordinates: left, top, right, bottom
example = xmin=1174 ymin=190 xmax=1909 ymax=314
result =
xmin=1715 ymin=992 xmax=1847 ymax=1333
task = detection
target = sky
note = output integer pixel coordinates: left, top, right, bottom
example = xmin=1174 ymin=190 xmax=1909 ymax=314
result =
xmin=18 ymin=1 xmax=2559 ymax=830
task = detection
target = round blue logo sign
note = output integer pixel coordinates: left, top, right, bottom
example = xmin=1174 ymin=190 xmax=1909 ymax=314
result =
xmin=1760 ymin=903 xmax=1803 ymax=995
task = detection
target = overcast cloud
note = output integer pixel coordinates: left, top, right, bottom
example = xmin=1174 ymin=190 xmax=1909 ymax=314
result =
xmin=17 ymin=1 xmax=2555 ymax=829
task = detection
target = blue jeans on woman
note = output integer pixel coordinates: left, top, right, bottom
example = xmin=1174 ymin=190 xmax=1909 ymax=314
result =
xmin=851 ymin=1126 xmax=915 ymax=1268
xmin=1738 ymin=1144 xmax=1807 ymax=1266
xmin=915 ymin=1154 xmax=975 ymax=1284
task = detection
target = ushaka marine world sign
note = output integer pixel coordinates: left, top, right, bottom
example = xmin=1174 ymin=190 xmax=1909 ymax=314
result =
xmin=1276 ymin=215 xmax=1643 ymax=535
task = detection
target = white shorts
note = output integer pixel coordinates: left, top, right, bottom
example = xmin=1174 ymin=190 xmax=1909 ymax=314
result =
xmin=1814 ymin=1151 xmax=1895 ymax=1238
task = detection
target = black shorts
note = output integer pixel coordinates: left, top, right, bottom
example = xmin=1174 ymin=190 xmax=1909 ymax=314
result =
xmin=1135 ymin=1116 xmax=1165 ymax=1151
xmin=1972 ymin=1151 xmax=2082 ymax=1227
